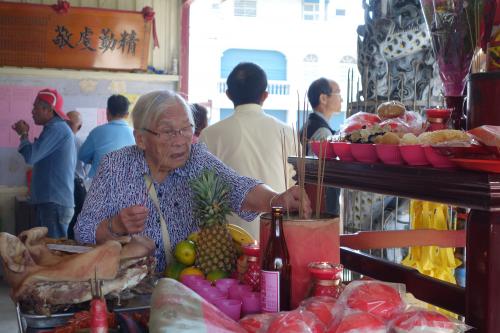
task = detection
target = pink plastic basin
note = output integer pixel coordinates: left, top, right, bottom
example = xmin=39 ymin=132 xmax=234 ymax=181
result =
xmin=399 ymin=145 xmax=429 ymax=166
xmin=351 ymin=143 xmax=379 ymax=163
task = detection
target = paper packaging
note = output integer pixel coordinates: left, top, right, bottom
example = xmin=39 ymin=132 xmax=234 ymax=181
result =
xmin=260 ymin=215 xmax=340 ymax=308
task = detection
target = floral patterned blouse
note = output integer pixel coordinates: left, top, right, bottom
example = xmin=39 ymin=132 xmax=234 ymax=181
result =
xmin=74 ymin=143 xmax=261 ymax=271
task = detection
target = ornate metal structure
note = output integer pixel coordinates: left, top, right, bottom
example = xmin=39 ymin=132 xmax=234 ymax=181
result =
xmin=355 ymin=0 xmax=443 ymax=113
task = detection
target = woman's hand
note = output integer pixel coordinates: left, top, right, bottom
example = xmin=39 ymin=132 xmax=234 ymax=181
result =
xmin=113 ymin=205 xmax=149 ymax=235
xmin=273 ymin=185 xmax=312 ymax=218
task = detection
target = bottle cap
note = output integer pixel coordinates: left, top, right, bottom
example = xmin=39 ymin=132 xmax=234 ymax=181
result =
xmin=271 ymin=206 xmax=284 ymax=214
xmin=308 ymin=262 xmax=343 ymax=280
xmin=242 ymin=243 xmax=260 ymax=257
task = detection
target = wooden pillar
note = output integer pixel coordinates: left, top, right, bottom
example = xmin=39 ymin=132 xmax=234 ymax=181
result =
xmin=466 ymin=210 xmax=500 ymax=332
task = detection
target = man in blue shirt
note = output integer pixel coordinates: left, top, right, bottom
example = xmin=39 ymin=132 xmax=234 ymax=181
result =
xmin=12 ymin=88 xmax=76 ymax=238
xmin=79 ymin=94 xmax=135 ymax=178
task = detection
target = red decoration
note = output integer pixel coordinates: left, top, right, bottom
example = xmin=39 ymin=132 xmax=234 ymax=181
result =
xmin=51 ymin=0 xmax=70 ymax=14
xmin=142 ymin=6 xmax=159 ymax=48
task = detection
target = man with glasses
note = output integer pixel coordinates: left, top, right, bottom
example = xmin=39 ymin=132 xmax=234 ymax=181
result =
xmin=78 ymin=94 xmax=135 ymax=179
xmin=300 ymin=78 xmax=343 ymax=216
xmin=12 ymin=88 xmax=76 ymax=238
xmin=300 ymin=77 xmax=343 ymax=144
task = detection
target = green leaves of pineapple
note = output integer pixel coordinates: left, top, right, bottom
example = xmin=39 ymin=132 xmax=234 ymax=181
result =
xmin=191 ymin=169 xmax=233 ymax=227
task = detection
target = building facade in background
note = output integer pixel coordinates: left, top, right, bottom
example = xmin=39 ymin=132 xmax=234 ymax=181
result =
xmin=189 ymin=0 xmax=363 ymax=130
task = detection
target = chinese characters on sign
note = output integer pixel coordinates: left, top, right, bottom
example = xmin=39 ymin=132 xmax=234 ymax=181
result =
xmin=53 ymin=25 xmax=139 ymax=55
xmin=0 ymin=2 xmax=151 ymax=71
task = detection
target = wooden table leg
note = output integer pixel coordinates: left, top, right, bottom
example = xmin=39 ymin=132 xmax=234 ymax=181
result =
xmin=466 ymin=210 xmax=500 ymax=332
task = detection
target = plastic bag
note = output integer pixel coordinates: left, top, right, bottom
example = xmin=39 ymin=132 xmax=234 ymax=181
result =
xmin=149 ymin=278 xmax=246 ymax=333
xmin=379 ymin=111 xmax=425 ymax=135
xmin=468 ymin=125 xmax=500 ymax=148
xmin=389 ymin=308 xmax=471 ymax=332
xmin=239 ymin=313 xmax=280 ymax=333
xmin=326 ymin=311 xmax=387 ymax=333
xmin=340 ymin=112 xmax=381 ymax=134
xmin=266 ymin=309 xmax=326 ymax=333
xmin=334 ymin=281 xmax=406 ymax=321
xmin=299 ymin=296 xmax=338 ymax=326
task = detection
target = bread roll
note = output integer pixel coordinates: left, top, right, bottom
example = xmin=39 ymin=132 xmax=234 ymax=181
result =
xmin=377 ymin=100 xmax=406 ymax=119
xmin=417 ymin=129 xmax=470 ymax=145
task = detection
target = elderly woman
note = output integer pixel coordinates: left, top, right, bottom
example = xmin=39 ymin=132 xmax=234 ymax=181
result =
xmin=75 ymin=90 xmax=310 ymax=271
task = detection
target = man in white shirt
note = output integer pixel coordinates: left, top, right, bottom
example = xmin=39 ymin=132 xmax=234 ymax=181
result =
xmin=200 ymin=62 xmax=296 ymax=240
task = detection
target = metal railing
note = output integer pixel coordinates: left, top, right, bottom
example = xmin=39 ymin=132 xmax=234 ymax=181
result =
xmin=218 ymin=80 xmax=290 ymax=96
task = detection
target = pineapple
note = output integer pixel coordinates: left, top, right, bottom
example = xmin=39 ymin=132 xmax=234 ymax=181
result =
xmin=191 ymin=169 xmax=237 ymax=274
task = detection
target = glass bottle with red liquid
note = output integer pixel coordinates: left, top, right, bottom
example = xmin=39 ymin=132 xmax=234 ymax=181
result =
xmin=260 ymin=206 xmax=291 ymax=312
xmin=308 ymin=262 xmax=344 ymax=298
xmin=242 ymin=243 xmax=261 ymax=291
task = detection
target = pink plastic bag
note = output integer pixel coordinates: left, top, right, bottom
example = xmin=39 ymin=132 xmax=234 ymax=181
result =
xmin=379 ymin=111 xmax=425 ymax=135
xmin=331 ymin=280 xmax=406 ymax=322
xmin=239 ymin=313 xmax=281 ymax=333
xmin=266 ymin=309 xmax=326 ymax=333
xmin=390 ymin=308 xmax=471 ymax=332
xmin=299 ymin=296 xmax=338 ymax=326
xmin=340 ymin=112 xmax=381 ymax=134
xmin=327 ymin=312 xmax=387 ymax=333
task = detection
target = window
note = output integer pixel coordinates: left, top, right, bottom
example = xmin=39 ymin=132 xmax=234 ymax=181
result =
xmin=304 ymin=54 xmax=319 ymax=63
xmin=234 ymin=0 xmax=256 ymax=17
xmin=219 ymin=108 xmax=288 ymax=123
xmin=303 ymin=0 xmax=320 ymax=21
xmin=336 ymin=9 xmax=346 ymax=16
xmin=220 ymin=49 xmax=287 ymax=80
xmin=264 ymin=109 xmax=287 ymax=123
xmin=340 ymin=55 xmax=356 ymax=64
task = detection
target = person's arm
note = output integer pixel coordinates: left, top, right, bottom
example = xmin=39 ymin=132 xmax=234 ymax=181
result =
xmin=95 ymin=205 xmax=148 ymax=243
xmin=241 ymin=184 xmax=312 ymax=218
xmin=18 ymin=123 xmax=69 ymax=165
xmin=75 ymin=152 xmax=149 ymax=244
xmin=78 ymin=132 xmax=94 ymax=163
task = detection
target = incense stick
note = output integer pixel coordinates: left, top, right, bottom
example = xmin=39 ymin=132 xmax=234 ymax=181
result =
xmin=413 ymin=62 xmax=419 ymax=111
xmin=363 ymin=66 xmax=368 ymax=113
xmin=315 ymin=140 xmax=323 ymax=218
xmin=319 ymin=144 xmax=327 ymax=218
xmin=281 ymin=129 xmax=290 ymax=218
xmin=350 ymin=69 xmax=354 ymax=116
xmin=356 ymin=79 xmax=360 ymax=113
xmin=346 ymin=68 xmax=351 ymax=115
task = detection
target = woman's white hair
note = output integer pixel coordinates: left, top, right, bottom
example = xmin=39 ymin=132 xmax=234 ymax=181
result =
xmin=132 ymin=90 xmax=194 ymax=130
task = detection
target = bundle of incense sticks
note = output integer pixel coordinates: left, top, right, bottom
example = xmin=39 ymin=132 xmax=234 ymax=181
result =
xmin=293 ymin=92 xmax=329 ymax=218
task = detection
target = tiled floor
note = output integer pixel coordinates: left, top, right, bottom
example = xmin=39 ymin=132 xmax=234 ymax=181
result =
xmin=0 ymin=280 xmax=20 ymax=332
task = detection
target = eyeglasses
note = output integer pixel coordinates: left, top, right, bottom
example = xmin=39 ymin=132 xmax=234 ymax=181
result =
xmin=142 ymin=124 xmax=194 ymax=140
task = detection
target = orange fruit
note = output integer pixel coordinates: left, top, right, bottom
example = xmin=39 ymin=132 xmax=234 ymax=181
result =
xmin=206 ymin=269 xmax=228 ymax=283
xmin=164 ymin=261 xmax=187 ymax=280
xmin=174 ymin=240 xmax=196 ymax=266
xmin=179 ymin=266 xmax=204 ymax=280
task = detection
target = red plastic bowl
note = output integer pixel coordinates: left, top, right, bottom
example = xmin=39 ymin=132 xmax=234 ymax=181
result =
xmin=351 ymin=143 xmax=379 ymax=163
xmin=310 ymin=141 xmax=336 ymax=159
xmin=332 ymin=142 xmax=354 ymax=161
xmin=399 ymin=145 xmax=429 ymax=166
xmin=375 ymin=144 xmax=404 ymax=165
xmin=424 ymin=146 xmax=456 ymax=168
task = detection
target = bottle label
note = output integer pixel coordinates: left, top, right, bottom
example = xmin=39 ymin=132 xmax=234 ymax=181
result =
xmin=260 ymin=270 xmax=280 ymax=312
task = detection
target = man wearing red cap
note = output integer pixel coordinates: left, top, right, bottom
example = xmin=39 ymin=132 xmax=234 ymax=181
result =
xmin=12 ymin=88 xmax=76 ymax=238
